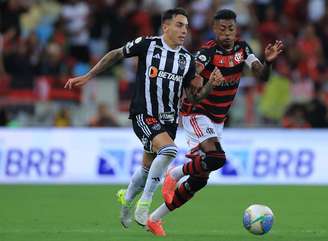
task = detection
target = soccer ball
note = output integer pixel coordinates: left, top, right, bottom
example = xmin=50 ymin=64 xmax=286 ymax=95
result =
xmin=243 ymin=204 xmax=274 ymax=235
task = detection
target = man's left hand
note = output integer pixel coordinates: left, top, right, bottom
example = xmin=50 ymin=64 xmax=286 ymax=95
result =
xmin=264 ymin=40 xmax=284 ymax=63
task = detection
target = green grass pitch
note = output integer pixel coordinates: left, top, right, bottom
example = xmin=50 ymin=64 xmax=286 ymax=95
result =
xmin=0 ymin=185 xmax=327 ymax=241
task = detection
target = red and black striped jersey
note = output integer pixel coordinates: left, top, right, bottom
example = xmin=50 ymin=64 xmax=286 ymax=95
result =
xmin=181 ymin=40 xmax=256 ymax=123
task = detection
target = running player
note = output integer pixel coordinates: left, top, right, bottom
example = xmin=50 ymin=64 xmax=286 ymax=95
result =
xmin=64 ymin=8 xmax=223 ymax=228
xmin=147 ymin=9 xmax=283 ymax=236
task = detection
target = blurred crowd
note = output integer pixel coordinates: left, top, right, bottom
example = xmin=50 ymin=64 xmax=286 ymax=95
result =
xmin=0 ymin=0 xmax=328 ymax=128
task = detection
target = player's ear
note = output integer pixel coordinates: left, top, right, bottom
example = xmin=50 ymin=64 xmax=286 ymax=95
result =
xmin=162 ymin=20 xmax=170 ymax=34
xmin=212 ymin=21 xmax=219 ymax=33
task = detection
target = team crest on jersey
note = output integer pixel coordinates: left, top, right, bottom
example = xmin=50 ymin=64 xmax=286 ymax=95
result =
xmin=145 ymin=117 xmax=158 ymax=125
xmin=178 ymin=55 xmax=186 ymax=69
xmin=234 ymin=52 xmax=243 ymax=63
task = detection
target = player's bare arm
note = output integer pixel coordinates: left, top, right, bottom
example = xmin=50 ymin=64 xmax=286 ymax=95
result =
xmin=64 ymin=47 xmax=124 ymax=89
xmin=186 ymin=66 xmax=224 ymax=104
xmin=251 ymin=40 xmax=284 ymax=81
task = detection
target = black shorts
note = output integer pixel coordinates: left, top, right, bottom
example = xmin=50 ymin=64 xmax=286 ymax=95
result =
xmin=131 ymin=114 xmax=178 ymax=152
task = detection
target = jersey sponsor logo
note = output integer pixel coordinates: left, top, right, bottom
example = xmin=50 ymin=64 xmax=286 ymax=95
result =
xmin=148 ymin=66 xmax=159 ymax=78
xmin=158 ymin=71 xmax=183 ymax=81
xmin=159 ymin=111 xmax=175 ymax=122
xmin=148 ymin=66 xmax=183 ymax=82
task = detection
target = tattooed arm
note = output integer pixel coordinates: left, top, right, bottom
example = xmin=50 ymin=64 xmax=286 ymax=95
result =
xmin=251 ymin=40 xmax=284 ymax=82
xmin=186 ymin=62 xmax=224 ymax=104
xmin=87 ymin=48 xmax=124 ymax=79
xmin=251 ymin=60 xmax=271 ymax=82
xmin=64 ymin=48 xmax=124 ymax=89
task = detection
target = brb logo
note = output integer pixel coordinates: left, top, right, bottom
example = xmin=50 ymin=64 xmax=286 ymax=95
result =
xmin=0 ymin=148 xmax=65 ymax=177
xmin=220 ymin=148 xmax=314 ymax=178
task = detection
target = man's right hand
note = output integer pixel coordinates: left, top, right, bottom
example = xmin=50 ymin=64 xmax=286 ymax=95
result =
xmin=64 ymin=74 xmax=90 ymax=89
xmin=209 ymin=67 xmax=224 ymax=87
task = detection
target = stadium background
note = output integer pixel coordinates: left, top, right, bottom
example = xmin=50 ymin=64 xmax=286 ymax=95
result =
xmin=0 ymin=0 xmax=328 ymax=241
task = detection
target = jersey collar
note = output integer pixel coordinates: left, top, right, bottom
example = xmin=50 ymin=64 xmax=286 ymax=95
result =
xmin=161 ymin=35 xmax=182 ymax=52
xmin=216 ymin=41 xmax=236 ymax=54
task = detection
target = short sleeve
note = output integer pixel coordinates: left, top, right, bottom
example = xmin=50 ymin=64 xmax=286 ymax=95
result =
xmin=123 ymin=37 xmax=147 ymax=58
xmin=183 ymin=57 xmax=196 ymax=88
xmin=244 ymin=42 xmax=260 ymax=68
xmin=244 ymin=42 xmax=254 ymax=57
xmin=195 ymin=47 xmax=214 ymax=68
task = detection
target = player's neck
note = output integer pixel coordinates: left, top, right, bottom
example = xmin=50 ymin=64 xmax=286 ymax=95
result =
xmin=162 ymin=35 xmax=180 ymax=50
xmin=217 ymin=41 xmax=234 ymax=52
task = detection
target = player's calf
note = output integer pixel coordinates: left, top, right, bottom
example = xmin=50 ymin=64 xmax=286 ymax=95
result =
xmin=201 ymin=150 xmax=226 ymax=171
xmin=165 ymin=175 xmax=208 ymax=211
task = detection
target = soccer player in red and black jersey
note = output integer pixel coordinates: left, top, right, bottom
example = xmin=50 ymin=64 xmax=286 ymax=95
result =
xmin=146 ymin=9 xmax=283 ymax=236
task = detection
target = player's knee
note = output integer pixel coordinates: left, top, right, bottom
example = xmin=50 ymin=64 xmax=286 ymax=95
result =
xmin=187 ymin=176 xmax=208 ymax=193
xmin=202 ymin=142 xmax=226 ymax=171
xmin=157 ymin=144 xmax=178 ymax=158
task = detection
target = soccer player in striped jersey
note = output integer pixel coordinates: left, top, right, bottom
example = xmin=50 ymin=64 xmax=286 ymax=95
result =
xmin=147 ymin=9 xmax=283 ymax=236
xmin=64 ymin=8 xmax=223 ymax=230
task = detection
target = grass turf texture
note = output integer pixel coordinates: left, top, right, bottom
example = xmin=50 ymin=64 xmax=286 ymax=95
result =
xmin=0 ymin=185 xmax=327 ymax=241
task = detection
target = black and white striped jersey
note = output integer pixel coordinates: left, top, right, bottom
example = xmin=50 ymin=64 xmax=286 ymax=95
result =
xmin=122 ymin=36 xmax=196 ymax=124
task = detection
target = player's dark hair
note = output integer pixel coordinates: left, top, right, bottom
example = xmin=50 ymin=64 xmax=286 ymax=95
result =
xmin=162 ymin=8 xmax=188 ymax=23
xmin=214 ymin=9 xmax=237 ymax=21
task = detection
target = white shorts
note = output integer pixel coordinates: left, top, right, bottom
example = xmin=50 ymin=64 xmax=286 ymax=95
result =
xmin=182 ymin=114 xmax=224 ymax=150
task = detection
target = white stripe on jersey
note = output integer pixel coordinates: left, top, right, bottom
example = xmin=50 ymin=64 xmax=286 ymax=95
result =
xmin=136 ymin=114 xmax=151 ymax=137
xmin=183 ymin=53 xmax=191 ymax=76
xmin=179 ymin=54 xmax=191 ymax=97
xmin=145 ymin=41 xmax=156 ymax=116
xmin=168 ymin=52 xmax=180 ymax=111
xmin=157 ymin=48 xmax=167 ymax=115
xmin=157 ymin=78 xmax=164 ymax=114
xmin=168 ymin=81 xmax=175 ymax=112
